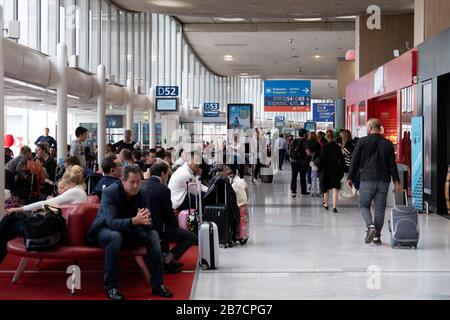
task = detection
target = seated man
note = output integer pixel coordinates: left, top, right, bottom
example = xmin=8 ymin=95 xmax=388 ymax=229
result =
xmin=86 ymin=164 xmax=173 ymax=300
xmin=168 ymin=151 xmax=208 ymax=211
xmin=140 ymin=162 xmax=198 ymax=273
xmin=94 ymin=155 xmax=122 ymax=199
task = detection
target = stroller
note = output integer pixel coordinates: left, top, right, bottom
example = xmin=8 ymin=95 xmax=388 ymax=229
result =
xmin=202 ymin=176 xmax=240 ymax=247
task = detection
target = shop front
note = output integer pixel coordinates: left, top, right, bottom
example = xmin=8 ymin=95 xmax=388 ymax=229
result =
xmin=345 ymin=49 xmax=418 ymax=192
xmin=417 ymin=27 xmax=450 ymax=215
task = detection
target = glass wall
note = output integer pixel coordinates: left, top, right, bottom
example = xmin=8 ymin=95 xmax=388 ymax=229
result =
xmin=2 ymin=0 xmax=265 ymax=119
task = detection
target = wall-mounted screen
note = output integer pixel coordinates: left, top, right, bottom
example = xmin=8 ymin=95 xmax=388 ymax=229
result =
xmin=227 ymin=104 xmax=253 ymax=130
xmin=106 ymin=115 xmax=123 ymax=129
xmin=156 ymin=98 xmax=179 ymax=112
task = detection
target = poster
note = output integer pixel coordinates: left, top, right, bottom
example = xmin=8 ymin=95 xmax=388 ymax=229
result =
xmin=227 ymin=104 xmax=253 ymax=130
xmin=411 ymin=116 xmax=423 ymax=211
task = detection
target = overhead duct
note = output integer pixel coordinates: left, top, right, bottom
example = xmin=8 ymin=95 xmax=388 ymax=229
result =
xmin=106 ymin=83 xmax=127 ymax=106
xmin=66 ymin=68 xmax=95 ymax=100
xmin=132 ymin=94 xmax=150 ymax=111
xmin=3 ymin=38 xmax=51 ymax=88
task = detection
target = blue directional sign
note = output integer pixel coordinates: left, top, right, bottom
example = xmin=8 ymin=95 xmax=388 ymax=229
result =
xmin=264 ymin=80 xmax=311 ymax=112
xmin=204 ymin=103 xmax=220 ymax=117
xmin=156 ymin=86 xmax=179 ymax=97
xmin=313 ymin=103 xmax=335 ymax=122
xmin=275 ymin=116 xmax=286 ymax=122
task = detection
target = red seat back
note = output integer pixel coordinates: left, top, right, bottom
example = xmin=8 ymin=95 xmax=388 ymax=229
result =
xmin=60 ymin=203 xmax=100 ymax=246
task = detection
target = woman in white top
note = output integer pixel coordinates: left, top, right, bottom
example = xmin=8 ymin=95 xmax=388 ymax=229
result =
xmin=0 ymin=166 xmax=87 ymax=264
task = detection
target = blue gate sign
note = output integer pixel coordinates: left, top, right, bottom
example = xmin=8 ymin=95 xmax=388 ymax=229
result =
xmin=313 ymin=103 xmax=335 ymax=122
xmin=156 ymin=86 xmax=179 ymax=97
xmin=264 ymin=80 xmax=311 ymax=112
xmin=204 ymin=103 xmax=220 ymax=117
xmin=411 ymin=117 xmax=423 ymax=211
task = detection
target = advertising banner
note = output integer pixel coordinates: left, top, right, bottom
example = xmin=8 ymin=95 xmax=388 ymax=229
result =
xmin=411 ymin=116 xmax=423 ymax=211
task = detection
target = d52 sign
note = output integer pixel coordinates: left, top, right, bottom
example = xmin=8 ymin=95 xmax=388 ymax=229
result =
xmin=156 ymin=86 xmax=179 ymax=97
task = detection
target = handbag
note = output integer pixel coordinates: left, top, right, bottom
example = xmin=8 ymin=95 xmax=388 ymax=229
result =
xmin=339 ymin=174 xmax=357 ymax=200
xmin=22 ymin=205 xmax=67 ymax=252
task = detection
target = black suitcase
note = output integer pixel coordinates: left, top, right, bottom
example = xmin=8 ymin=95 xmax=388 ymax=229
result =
xmin=203 ymin=204 xmax=231 ymax=246
xmin=260 ymin=174 xmax=273 ymax=183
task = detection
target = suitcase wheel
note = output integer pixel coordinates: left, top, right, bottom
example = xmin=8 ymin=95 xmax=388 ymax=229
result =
xmin=200 ymin=259 xmax=209 ymax=270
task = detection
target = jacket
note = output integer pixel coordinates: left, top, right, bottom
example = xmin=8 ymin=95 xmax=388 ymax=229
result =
xmin=140 ymin=176 xmax=179 ymax=235
xmin=348 ymin=134 xmax=400 ymax=184
xmin=86 ymin=182 xmax=140 ymax=244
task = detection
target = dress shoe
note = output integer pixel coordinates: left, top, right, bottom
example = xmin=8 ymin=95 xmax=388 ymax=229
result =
xmin=152 ymin=284 xmax=173 ymax=298
xmin=322 ymin=203 xmax=329 ymax=210
xmin=164 ymin=262 xmax=182 ymax=274
xmin=106 ymin=288 xmax=124 ymax=301
xmin=301 ymin=191 xmax=310 ymax=195
xmin=170 ymin=259 xmax=184 ymax=268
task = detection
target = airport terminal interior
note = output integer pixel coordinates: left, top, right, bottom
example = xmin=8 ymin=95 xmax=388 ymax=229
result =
xmin=0 ymin=0 xmax=450 ymax=300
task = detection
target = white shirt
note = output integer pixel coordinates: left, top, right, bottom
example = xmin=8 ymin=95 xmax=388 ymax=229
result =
xmin=22 ymin=186 xmax=88 ymax=212
xmin=168 ymin=163 xmax=208 ymax=209
xmin=275 ymin=138 xmax=288 ymax=150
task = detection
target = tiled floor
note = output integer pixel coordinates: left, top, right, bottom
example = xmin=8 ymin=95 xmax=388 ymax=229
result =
xmin=191 ymin=169 xmax=450 ymax=300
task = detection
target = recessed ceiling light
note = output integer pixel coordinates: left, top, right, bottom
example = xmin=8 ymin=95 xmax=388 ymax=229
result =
xmin=293 ymin=18 xmax=322 ymax=22
xmin=314 ymin=55 xmax=321 ymax=59
xmin=224 ymin=55 xmax=234 ymax=61
xmin=336 ymin=15 xmax=357 ymax=19
xmin=241 ymin=72 xmax=249 ymax=76
xmin=215 ymin=17 xmax=246 ymax=22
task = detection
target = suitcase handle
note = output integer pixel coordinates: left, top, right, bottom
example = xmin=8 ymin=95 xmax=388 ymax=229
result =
xmin=394 ymin=190 xmax=408 ymax=207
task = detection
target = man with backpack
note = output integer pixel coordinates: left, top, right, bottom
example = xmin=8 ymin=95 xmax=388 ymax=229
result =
xmin=290 ymin=129 xmax=310 ymax=198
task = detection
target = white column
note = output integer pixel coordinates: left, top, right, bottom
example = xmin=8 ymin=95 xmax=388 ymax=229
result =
xmin=97 ymin=65 xmax=106 ymax=164
xmin=57 ymin=43 xmax=68 ymax=164
xmin=0 ymin=5 xmax=5 ymax=218
xmin=148 ymin=87 xmax=156 ymax=147
xmin=127 ymin=78 xmax=134 ymax=132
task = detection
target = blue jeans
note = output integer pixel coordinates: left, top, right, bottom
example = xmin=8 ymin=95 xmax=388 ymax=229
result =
xmin=97 ymin=226 xmax=164 ymax=289
xmin=358 ymin=181 xmax=390 ymax=237
xmin=0 ymin=214 xmax=25 ymax=264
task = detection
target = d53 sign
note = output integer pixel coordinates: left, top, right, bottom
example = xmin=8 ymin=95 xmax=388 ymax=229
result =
xmin=156 ymin=86 xmax=179 ymax=97
xmin=204 ymin=103 xmax=220 ymax=110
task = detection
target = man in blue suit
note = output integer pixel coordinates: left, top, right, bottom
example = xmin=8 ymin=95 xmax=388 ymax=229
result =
xmin=87 ymin=164 xmax=173 ymax=300
xmin=140 ymin=162 xmax=197 ymax=273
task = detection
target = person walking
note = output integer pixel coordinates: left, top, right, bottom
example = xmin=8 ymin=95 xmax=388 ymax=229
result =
xmin=319 ymin=130 xmax=345 ymax=213
xmin=275 ymin=133 xmax=288 ymax=171
xmin=348 ymin=119 xmax=402 ymax=245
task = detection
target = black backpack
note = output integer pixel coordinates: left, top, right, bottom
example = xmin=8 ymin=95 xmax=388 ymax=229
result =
xmin=23 ymin=205 xmax=67 ymax=252
xmin=290 ymin=139 xmax=306 ymax=163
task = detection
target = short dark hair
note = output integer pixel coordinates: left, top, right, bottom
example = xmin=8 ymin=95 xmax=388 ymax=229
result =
xmin=65 ymin=156 xmax=81 ymax=166
xmin=156 ymin=148 xmax=165 ymax=159
xmin=149 ymin=148 xmax=157 ymax=154
xmin=37 ymin=143 xmax=49 ymax=154
xmin=75 ymin=126 xmax=88 ymax=138
xmin=122 ymin=163 xmax=142 ymax=180
xmin=150 ymin=162 xmax=169 ymax=177
xmin=120 ymin=149 xmax=133 ymax=161
xmin=132 ymin=150 xmax=142 ymax=161
xmin=102 ymin=155 xmax=118 ymax=175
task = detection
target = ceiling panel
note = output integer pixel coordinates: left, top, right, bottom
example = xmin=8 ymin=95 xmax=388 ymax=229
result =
xmin=113 ymin=0 xmax=414 ymax=21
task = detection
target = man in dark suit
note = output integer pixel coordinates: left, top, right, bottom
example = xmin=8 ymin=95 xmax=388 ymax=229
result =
xmin=140 ymin=162 xmax=198 ymax=273
xmin=87 ymin=164 xmax=173 ymax=300
xmin=94 ymin=155 xmax=121 ymax=199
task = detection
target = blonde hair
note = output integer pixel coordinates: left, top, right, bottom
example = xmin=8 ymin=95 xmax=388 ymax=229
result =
xmin=59 ymin=165 xmax=85 ymax=189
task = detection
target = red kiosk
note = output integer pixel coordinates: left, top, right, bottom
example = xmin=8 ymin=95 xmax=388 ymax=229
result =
xmin=345 ymin=49 xmax=418 ymax=190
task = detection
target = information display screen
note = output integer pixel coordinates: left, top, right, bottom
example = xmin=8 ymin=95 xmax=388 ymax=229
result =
xmin=156 ymin=98 xmax=179 ymax=112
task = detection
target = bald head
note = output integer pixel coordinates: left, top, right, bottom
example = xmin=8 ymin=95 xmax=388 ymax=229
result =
xmin=367 ymin=118 xmax=382 ymax=134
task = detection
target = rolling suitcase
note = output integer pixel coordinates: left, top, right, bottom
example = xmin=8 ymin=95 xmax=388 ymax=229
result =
xmin=237 ymin=204 xmax=249 ymax=245
xmin=177 ymin=182 xmax=199 ymax=231
xmin=196 ymin=180 xmax=220 ymax=270
xmin=203 ymin=184 xmax=232 ymax=247
xmin=389 ymin=191 xmax=420 ymax=249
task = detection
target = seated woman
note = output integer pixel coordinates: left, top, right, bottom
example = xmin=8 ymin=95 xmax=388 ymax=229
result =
xmin=0 ymin=165 xmax=87 ymax=264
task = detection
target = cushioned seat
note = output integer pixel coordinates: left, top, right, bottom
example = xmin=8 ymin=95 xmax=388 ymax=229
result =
xmin=6 ymin=203 xmax=150 ymax=285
